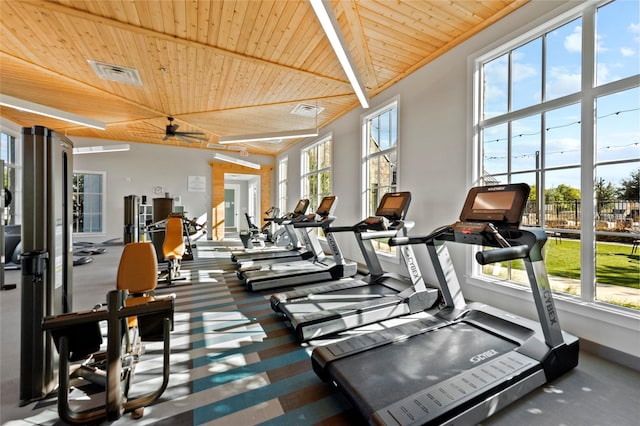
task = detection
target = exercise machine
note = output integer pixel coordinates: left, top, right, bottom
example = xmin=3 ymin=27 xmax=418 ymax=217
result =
xmin=231 ymin=198 xmax=311 ymax=265
xmin=42 ymin=242 xmax=175 ymax=424
xmin=240 ymin=195 xmax=358 ymax=291
xmin=270 ymin=191 xmax=439 ymax=341
xmin=311 ymin=183 xmax=579 ymax=425
xmin=241 ymin=206 xmax=280 ymax=247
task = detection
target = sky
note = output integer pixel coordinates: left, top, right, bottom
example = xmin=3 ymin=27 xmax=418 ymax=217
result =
xmin=482 ymin=0 xmax=639 ymax=193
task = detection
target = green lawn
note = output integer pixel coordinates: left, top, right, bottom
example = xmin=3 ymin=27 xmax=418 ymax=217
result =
xmin=531 ymin=239 xmax=639 ymax=288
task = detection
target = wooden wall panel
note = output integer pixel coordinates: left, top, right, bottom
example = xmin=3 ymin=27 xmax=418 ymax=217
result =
xmin=209 ymin=161 xmax=272 ymax=241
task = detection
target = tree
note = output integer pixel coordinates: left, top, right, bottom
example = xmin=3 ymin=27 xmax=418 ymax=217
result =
xmin=617 ymin=169 xmax=640 ymax=201
xmin=595 ymin=178 xmax=618 ymax=202
xmin=545 ymin=184 xmax=580 ymax=203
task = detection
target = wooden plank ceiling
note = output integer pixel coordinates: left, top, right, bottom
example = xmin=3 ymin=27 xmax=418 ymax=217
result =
xmin=0 ymin=0 xmax=527 ymax=156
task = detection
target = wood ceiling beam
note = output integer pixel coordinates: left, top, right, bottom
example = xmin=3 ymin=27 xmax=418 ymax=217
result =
xmin=339 ymin=0 xmax=379 ymax=92
xmin=23 ymin=0 xmax=352 ymax=90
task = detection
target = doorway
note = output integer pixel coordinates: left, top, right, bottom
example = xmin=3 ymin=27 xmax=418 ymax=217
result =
xmin=223 ymin=183 xmax=241 ymax=233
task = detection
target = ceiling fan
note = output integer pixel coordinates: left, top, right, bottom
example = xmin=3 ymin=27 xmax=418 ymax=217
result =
xmin=164 ymin=116 xmax=207 ymax=143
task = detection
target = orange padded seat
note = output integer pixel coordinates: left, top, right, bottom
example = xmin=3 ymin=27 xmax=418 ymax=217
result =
xmin=117 ymin=242 xmax=158 ymax=328
xmin=163 ymin=216 xmax=185 ymax=262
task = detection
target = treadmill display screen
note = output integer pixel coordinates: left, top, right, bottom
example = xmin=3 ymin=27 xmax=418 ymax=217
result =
xmin=459 ymin=183 xmax=530 ymax=225
xmin=316 ymin=196 xmax=336 ymax=216
xmin=293 ymin=199 xmax=309 ymax=215
xmin=471 ymin=191 xmax=516 ymax=214
xmin=375 ymin=192 xmax=411 ymax=220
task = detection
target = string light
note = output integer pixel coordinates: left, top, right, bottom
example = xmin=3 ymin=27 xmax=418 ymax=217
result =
xmin=483 ymin=107 xmax=639 ymax=144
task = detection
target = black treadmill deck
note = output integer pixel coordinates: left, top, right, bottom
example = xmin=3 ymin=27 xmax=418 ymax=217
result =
xmin=325 ymin=321 xmax=539 ymax=425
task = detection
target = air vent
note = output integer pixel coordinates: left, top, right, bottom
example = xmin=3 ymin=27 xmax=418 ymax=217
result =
xmin=290 ymin=103 xmax=324 ymax=117
xmin=88 ymin=60 xmax=143 ymax=86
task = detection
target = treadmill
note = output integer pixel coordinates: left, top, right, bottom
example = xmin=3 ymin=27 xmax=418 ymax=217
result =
xmin=231 ymin=198 xmax=310 ymax=265
xmin=311 ymin=183 xmax=579 ymax=426
xmin=240 ymin=195 xmax=358 ymax=291
xmin=270 ymin=191 xmax=439 ymax=341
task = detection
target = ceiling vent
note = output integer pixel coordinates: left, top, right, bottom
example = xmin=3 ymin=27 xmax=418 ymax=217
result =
xmin=89 ymin=60 xmax=143 ymax=86
xmin=290 ymin=103 xmax=324 ymax=117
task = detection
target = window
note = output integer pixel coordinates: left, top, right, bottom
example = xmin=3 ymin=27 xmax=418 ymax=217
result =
xmin=362 ymin=100 xmax=398 ymax=252
xmin=301 ymin=136 xmax=332 ymax=213
xmin=1 ymin=131 xmax=19 ymax=225
xmin=278 ymin=156 xmax=288 ymax=214
xmin=475 ymin=0 xmax=639 ymax=309
xmin=73 ymin=172 xmax=105 ymax=234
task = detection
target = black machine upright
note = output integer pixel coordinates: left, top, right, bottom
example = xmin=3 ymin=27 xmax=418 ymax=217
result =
xmin=311 ymin=183 xmax=579 ymax=425
xmin=270 ymin=191 xmax=439 ymax=341
xmin=20 ymin=126 xmax=74 ymax=403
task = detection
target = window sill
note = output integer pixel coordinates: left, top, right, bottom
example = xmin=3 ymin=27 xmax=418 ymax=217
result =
xmin=464 ymin=276 xmax=640 ymax=360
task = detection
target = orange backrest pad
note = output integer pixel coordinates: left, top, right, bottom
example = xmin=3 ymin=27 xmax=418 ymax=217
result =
xmin=117 ymin=242 xmax=159 ymax=294
xmin=163 ymin=217 xmax=185 ymax=260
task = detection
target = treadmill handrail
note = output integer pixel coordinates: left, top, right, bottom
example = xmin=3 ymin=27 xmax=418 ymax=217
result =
xmin=389 ymin=225 xmax=451 ymax=246
xmin=325 ymin=219 xmax=408 ymax=237
xmin=475 ymin=245 xmax=528 ymax=264
xmin=292 ymin=215 xmax=336 ymax=228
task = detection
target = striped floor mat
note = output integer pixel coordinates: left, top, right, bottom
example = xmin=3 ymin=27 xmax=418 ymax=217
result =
xmin=21 ymin=241 xmax=361 ymax=426
xmin=138 ymin=242 xmax=358 ymax=425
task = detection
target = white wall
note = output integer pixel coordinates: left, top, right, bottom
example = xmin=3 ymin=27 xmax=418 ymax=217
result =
xmin=49 ymin=135 xmax=272 ymax=244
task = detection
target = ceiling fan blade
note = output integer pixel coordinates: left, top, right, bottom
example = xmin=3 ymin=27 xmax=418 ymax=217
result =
xmin=176 ymin=134 xmax=204 ymax=143
xmin=163 ymin=134 xmax=171 ymax=141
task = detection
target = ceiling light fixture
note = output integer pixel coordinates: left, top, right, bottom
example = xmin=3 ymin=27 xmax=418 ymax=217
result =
xmin=73 ymin=144 xmax=130 ymax=155
xmin=310 ymin=0 xmax=369 ymax=109
xmin=218 ymin=128 xmax=319 ymax=144
xmin=0 ymin=94 xmax=107 ymax=130
xmin=214 ymin=153 xmax=261 ymax=169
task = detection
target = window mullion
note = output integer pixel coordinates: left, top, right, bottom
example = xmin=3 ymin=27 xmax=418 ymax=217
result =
xmin=580 ymin=4 xmax=597 ymax=302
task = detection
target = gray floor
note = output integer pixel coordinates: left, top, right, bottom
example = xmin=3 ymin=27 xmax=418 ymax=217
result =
xmin=1 ymin=241 xmax=639 ymax=425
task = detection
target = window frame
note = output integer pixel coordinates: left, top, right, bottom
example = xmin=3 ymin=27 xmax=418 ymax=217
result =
xmin=72 ymin=170 xmax=106 ymax=236
xmin=361 ymin=97 xmax=400 ymax=256
xmin=300 ymin=134 xmax=333 ymax=214
xmin=470 ymin=0 xmax=639 ymax=312
xmin=278 ymin=156 xmax=288 ymax=215
xmin=1 ymin=130 xmax=21 ymax=225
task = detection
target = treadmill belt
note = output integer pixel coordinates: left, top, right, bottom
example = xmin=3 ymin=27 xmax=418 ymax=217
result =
xmin=327 ymin=322 xmax=523 ymax=420
xmin=280 ymin=283 xmax=401 ymax=314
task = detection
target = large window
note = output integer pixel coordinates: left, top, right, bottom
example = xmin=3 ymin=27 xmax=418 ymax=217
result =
xmin=278 ymin=156 xmax=288 ymax=214
xmin=475 ymin=0 xmax=639 ymax=309
xmin=301 ymin=136 xmax=332 ymax=213
xmin=1 ymin=131 xmax=19 ymax=225
xmin=362 ymin=100 xmax=398 ymax=215
xmin=362 ymin=100 xmax=398 ymax=253
xmin=73 ymin=172 xmax=105 ymax=234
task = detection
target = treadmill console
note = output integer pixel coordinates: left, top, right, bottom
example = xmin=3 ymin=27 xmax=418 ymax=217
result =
xmin=315 ymin=195 xmax=337 ymax=218
xmin=283 ymin=198 xmax=310 ymax=220
xmin=453 ymin=183 xmax=530 ymax=245
xmin=358 ymin=191 xmax=412 ymax=230
xmin=293 ymin=198 xmax=310 ymax=215
xmin=375 ymin=191 xmax=411 ymax=220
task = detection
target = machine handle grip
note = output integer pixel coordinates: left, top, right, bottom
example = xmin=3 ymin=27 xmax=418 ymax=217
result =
xmin=388 ymin=236 xmax=427 ymax=246
xmin=325 ymin=226 xmax=355 ymax=233
xmin=388 ymin=225 xmax=452 ymax=246
xmin=475 ymin=245 xmax=529 ymax=265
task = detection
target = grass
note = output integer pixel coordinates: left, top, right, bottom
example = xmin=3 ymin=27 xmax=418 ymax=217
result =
xmin=509 ymin=239 xmax=639 ymax=289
